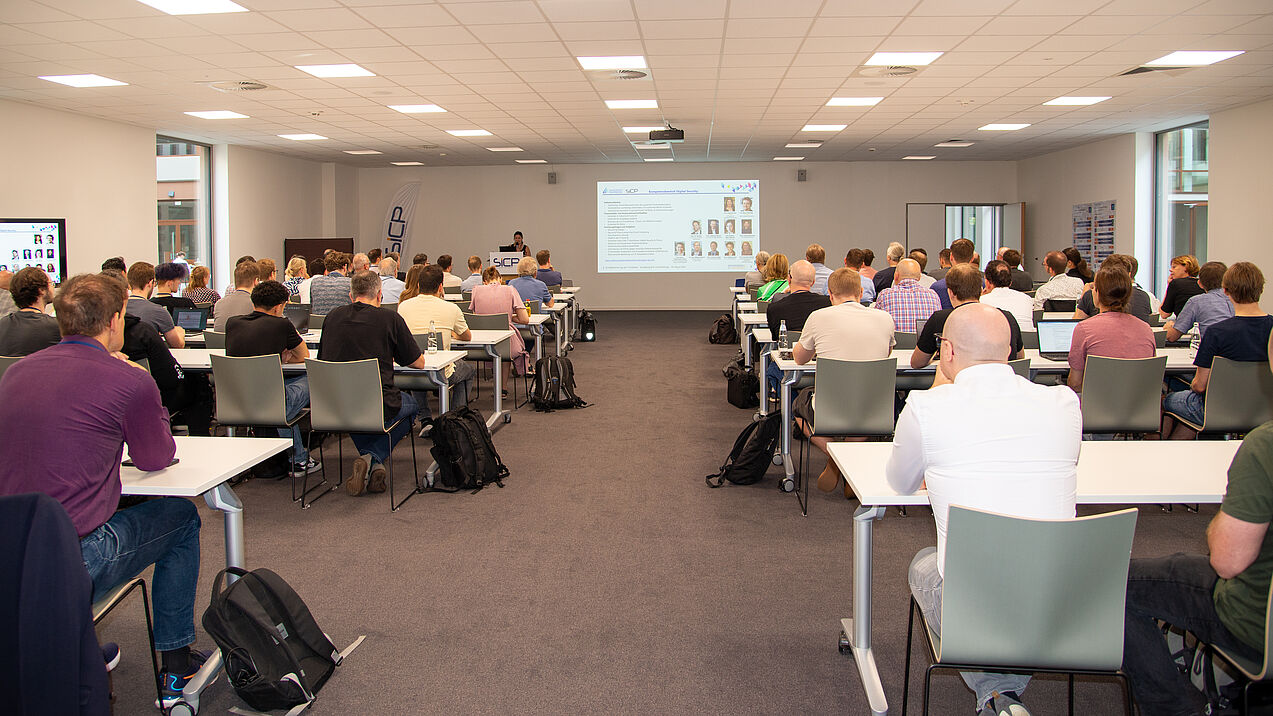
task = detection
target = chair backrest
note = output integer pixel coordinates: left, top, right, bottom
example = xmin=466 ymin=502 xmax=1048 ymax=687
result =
xmin=1203 ymin=358 xmax=1273 ymax=433
xmin=203 ymin=331 xmax=227 ymax=349
xmin=0 ymin=355 xmax=21 ymax=383
xmin=1032 ymin=309 xmax=1044 ymax=328
xmin=1043 ymin=298 xmax=1077 ymax=313
xmin=1154 ymin=330 xmax=1166 ymax=348
xmin=1080 ymin=355 xmax=1168 ymax=433
xmin=135 ymin=358 xmax=151 ymax=373
xmin=1022 ymin=331 xmax=1039 ymax=350
xmin=455 ymin=301 xmax=471 ymax=313
xmin=757 ymin=300 xmax=770 ymax=314
xmin=194 ymin=301 xmax=214 ymax=311
xmin=411 ymin=332 xmax=448 ymax=353
xmin=894 ymin=332 xmax=917 ymax=351
xmin=461 ymin=291 xmax=473 ymax=302
xmin=465 ymin=312 xmax=512 ymax=331
xmin=381 ymin=302 xmax=398 ymax=313
xmin=210 ymin=354 xmax=288 ymax=426
xmin=526 ymin=300 xmax=541 ymax=314
xmin=811 ymin=357 xmax=897 ymax=436
xmin=545 ymin=284 xmax=562 ymax=294
xmin=563 ymin=279 xmax=574 ymax=287
xmin=1008 ymin=357 xmax=1031 ymax=379
xmin=305 ymin=358 xmax=389 ymax=434
xmin=309 ymin=313 xmax=325 ymax=331
xmin=1145 ymin=313 xmax=1162 ymax=327
xmin=747 ymin=287 xmax=760 ymax=302
xmin=939 ymin=506 xmax=1138 ymax=671
xmin=443 ymin=285 xmax=461 ymax=294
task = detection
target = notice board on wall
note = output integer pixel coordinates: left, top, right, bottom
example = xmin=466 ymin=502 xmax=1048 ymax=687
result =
xmin=1071 ymin=200 xmax=1115 ymax=266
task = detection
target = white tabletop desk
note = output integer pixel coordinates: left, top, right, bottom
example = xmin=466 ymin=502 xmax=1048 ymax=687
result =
xmin=518 ymin=313 xmax=551 ymax=361
xmin=767 ymin=347 xmax=1199 ymax=490
xmin=551 ymin=293 xmax=577 ymax=347
xmin=451 ymin=329 xmax=514 ymax=431
xmin=738 ymin=301 xmax=758 ymax=313
xmin=186 ymin=329 xmax=321 ymax=348
xmin=544 ymin=302 xmax=572 ymax=355
xmin=171 ymin=348 xmax=466 ymax=377
xmin=825 ymin=440 xmax=1241 ymax=716
xmin=738 ymin=312 xmax=769 ymax=367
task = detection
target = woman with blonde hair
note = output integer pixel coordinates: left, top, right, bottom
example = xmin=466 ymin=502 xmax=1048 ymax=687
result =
xmin=181 ymin=265 xmax=220 ymax=304
xmin=756 ymin=253 xmax=789 ymax=301
xmin=282 ymin=256 xmax=307 ymax=296
xmin=398 ymin=263 xmax=427 ymax=302
xmin=1159 ymin=254 xmax=1204 ymax=319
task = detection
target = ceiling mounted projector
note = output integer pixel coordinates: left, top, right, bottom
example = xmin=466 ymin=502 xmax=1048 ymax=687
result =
xmin=649 ymin=127 xmax=684 ymax=143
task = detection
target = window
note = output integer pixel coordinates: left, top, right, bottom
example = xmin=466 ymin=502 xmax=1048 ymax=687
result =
xmin=1154 ymin=122 xmax=1208 ymax=295
xmin=156 ymin=136 xmax=211 ymax=271
xmin=945 ymin=205 xmax=1003 ymax=261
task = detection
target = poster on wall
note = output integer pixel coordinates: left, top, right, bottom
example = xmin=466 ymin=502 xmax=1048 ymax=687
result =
xmin=1071 ymin=200 xmax=1116 ymax=266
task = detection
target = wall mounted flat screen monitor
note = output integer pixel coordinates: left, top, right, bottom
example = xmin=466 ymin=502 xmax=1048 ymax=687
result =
xmin=0 ymin=218 xmax=67 ymax=284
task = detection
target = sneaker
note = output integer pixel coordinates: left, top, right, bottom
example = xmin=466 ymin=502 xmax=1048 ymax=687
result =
xmin=102 ymin=642 xmax=121 ymax=672
xmin=289 ymin=457 xmax=322 ymax=477
xmin=347 ymin=454 xmax=370 ymax=496
xmin=419 ymin=423 xmax=433 ymax=438
xmin=993 ymin=692 xmax=1031 ymax=716
xmin=367 ymin=464 xmax=387 ymax=494
xmin=157 ymin=649 xmax=212 ymax=708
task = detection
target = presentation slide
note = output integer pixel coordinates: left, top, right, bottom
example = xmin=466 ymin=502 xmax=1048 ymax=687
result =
xmin=597 ymin=180 xmax=759 ymax=273
xmin=0 ymin=219 xmax=65 ymax=284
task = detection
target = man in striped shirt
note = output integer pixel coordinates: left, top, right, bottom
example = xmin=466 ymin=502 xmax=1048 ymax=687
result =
xmin=873 ymin=258 xmax=941 ymax=333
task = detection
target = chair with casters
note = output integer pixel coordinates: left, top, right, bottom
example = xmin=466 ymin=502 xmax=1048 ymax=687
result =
xmin=0 ymin=355 xmax=21 ymax=381
xmin=305 ymin=358 xmax=421 ymax=511
xmin=1164 ymin=358 xmax=1273 ymax=437
xmin=309 ymin=313 xmax=325 ymax=331
xmin=211 ymin=354 xmax=329 ymax=508
xmin=1008 ymin=357 xmax=1032 ymax=380
xmin=1043 ymin=298 xmax=1077 ymax=313
xmin=1079 ymin=355 xmax=1168 ymax=436
xmin=796 ymin=357 xmax=897 ymax=515
xmin=901 ymin=505 xmax=1139 ymax=716
xmin=202 ymin=331 xmax=226 ymax=349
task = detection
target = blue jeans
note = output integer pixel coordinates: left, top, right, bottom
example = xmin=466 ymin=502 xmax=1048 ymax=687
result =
xmin=1163 ymin=389 xmax=1205 ymax=427
xmin=909 ymin=547 xmax=1031 ymax=709
xmin=80 ymin=498 xmax=201 ymax=651
xmin=765 ymin=360 xmax=783 ymax=398
xmin=281 ymin=375 xmax=310 ymax=465
xmin=350 ymin=391 xmax=417 ymax=467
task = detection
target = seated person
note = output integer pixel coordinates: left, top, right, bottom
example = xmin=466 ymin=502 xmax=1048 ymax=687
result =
xmin=150 ymin=262 xmax=196 ymax=315
xmin=930 ymin=239 xmax=974 ymax=309
xmin=1002 ymin=248 xmax=1035 ymax=292
xmin=470 ymin=267 xmax=531 ymax=379
xmin=398 ymin=265 xmax=477 ymax=423
xmin=0 ymin=266 xmax=60 ymax=355
xmin=437 ymin=254 xmax=463 ymax=288
xmin=763 ymin=260 xmax=830 ymax=394
xmin=308 ymin=252 xmax=352 ymax=317
xmin=756 ymin=253 xmax=789 ymax=302
xmin=181 ymin=265 xmax=220 ymax=305
xmin=842 ymin=249 xmax=876 ymax=303
xmin=378 ymin=258 xmax=406 ymax=304
xmin=792 ymin=268 xmax=895 ymax=496
xmin=913 ymin=264 xmax=1023 ymax=378
xmin=1159 ymin=253 xmax=1204 ymax=319
xmin=119 ymin=292 xmax=214 ymax=437
xmin=928 ymin=248 xmax=952 ymax=281
xmin=212 ymin=260 xmax=260 ymax=332
xmin=1163 ymin=262 xmax=1272 ymax=436
xmin=508 ymin=257 xmax=554 ymax=308
xmin=1032 ymin=251 xmax=1085 ymax=311
xmin=225 ymin=280 xmax=319 ymax=476
xmin=126 ymin=261 xmax=185 ymax=348
xmin=888 ymin=302 xmax=1081 ymax=716
xmin=0 ymin=273 xmax=207 ymax=708
xmin=806 ymin=244 xmax=832 ymax=295
xmin=872 ymin=258 xmax=941 ymax=334
xmin=979 ymin=259 xmax=1034 ymax=333
xmin=535 ymin=250 xmax=563 ymax=287
xmin=1066 ymin=265 xmax=1156 ymax=393
xmin=317 ymin=271 xmax=428 ymax=496
xmin=911 ymin=249 xmax=936 ymax=289
xmin=366 ymin=248 xmax=382 ymax=273
xmin=1073 ymin=254 xmax=1154 ymax=323
xmin=872 ymin=241 xmax=906 ymax=296
xmin=282 ymin=256 xmax=307 ymax=296
xmin=745 ymin=251 xmax=770 ymax=288
xmin=1165 ymin=260 xmax=1232 ymax=343
xmin=459 ymin=256 xmax=484 ymax=292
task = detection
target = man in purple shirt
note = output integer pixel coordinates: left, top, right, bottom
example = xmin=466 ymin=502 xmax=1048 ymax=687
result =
xmin=0 ymin=273 xmax=206 ymax=707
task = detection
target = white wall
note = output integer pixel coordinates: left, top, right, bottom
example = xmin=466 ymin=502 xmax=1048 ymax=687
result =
xmin=0 ymin=99 xmax=155 ymax=275
xmin=1209 ymin=97 xmax=1273 ymax=310
xmin=355 ymin=160 xmax=1016 ymax=310
xmin=1016 ymin=134 xmax=1139 ymax=278
xmin=223 ymin=145 xmax=323 ymax=271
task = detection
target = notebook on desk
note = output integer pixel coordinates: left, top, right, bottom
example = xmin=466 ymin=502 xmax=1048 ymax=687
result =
xmin=173 ymin=307 xmax=208 ymax=335
xmin=1036 ymin=319 xmax=1080 ymax=361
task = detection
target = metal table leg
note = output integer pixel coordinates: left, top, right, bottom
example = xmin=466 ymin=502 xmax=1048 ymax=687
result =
xmin=840 ymin=504 xmax=889 ymax=716
xmin=779 ymin=369 xmax=798 ymax=488
xmin=743 ymin=325 xmax=754 ymax=368
xmin=485 ymin=340 xmax=510 ymax=430
xmin=204 ymin=482 xmax=245 ymax=570
xmin=757 ymin=346 xmax=770 ymax=416
xmin=424 ymin=368 xmax=448 ymax=486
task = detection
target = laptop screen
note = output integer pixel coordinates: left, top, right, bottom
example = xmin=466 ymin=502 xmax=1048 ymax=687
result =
xmin=173 ymin=308 xmax=207 ymax=331
xmin=1037 ymin=320 xmax=1079 ymax=354
xmin=284 ymin=304 xmax=310 ymax=332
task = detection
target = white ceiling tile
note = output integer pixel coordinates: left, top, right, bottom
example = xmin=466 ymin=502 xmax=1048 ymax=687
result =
xmin=1094 ymin=0 xmax=1201 ymax=14
xmin=807 ymin=17 xmax=903 ymax=37
xmin=564 ymin=39 xmax=645 ymax=55
xmin=443 ymin=2 xmax=545 ymax=25
xmin=265 ymin=8 xmax=374 ymax=32
xmin=1062 ymin=15 xmax=1169 ymax=34
xmin=820 ymin=0 xmax=920 ymax=16
xmin=347 ymin=4 xmax=457 ymax=26
xmin=910 ymin=0 xmax=1016 ymax=14
xmin=224 ymin=32 xmax=323 ymax=51
xmin=956 ymin=35 xmax=1045 ymax=52
xmin=552 ymin=21 xmax=639 ymax=41
xmin=722 ymin=37 xmax=803 ymax=54
xmin=98 ymin=15 xmax=205 ymax=38
xmin=895 ymin=16 xmax=994 ymax=35
xmin=633 ymin=0 xmax=727 ymax=21
xmin=387 ymin=25 xmax=479 ymax=45
xmin=305 ymin=28 xmax=398 ymax=47
xmin=640 ymin=19 xmax=725 ymax=39
xmin=1146 ymin=15 xmax=1254 ymax=35
xmin=488 ymin=42 xmax=571 ymax=58
xmin=874 ymin=36 xmax=964 ymax=51
xmin=469 ymin=22 xmax=559 ymax=43
xmin=537 ymin=0 xmax=634 ymax=22
xmin=150 ymin=35 xmax=250 ymax=54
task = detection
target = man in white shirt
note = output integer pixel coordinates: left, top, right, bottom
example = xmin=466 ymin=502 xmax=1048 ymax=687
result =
xmin=806 ymin=243 xmax=833 ymax=296
xmin=397 ymin=265 xmax=475 ymax=422
xmin=379 ymin=258 xmax=406 ymax=304
xmin=886 ymin=303 xmax=1081 ymax=716
xmin=980 ymin=259 xmax=1035 ymax=333
xmin=1032 ymin=250 xmax=1085 ymax=310
xmin=437 ymin=254 xmax=464 ymax=288
xmin=793 ymin=267 xmax=896 ymax=497
xmin=911 ymin=249 xmax=937 ymax=289
xmin=459 ymin=256 xmax=484 ymax=293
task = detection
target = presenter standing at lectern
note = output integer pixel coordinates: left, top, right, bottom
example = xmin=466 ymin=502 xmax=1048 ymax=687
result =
xmin=501 ymin=230 xmax=531 ymax=257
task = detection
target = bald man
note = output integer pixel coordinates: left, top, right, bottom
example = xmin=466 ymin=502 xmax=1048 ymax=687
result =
xmin=872 ymin=258 xmax=941 ymax=333
xmin=763 ymin=260 xmax=830 ymax=395
xmin=886 ymin=302 xmax=1081 ymax=716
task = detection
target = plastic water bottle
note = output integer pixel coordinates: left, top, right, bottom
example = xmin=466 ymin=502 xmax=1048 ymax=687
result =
xmin=1189 ymin=331 xmax=1200 ymax=360
xmin=427 ymin=320 xmax=438 ymax=354
xmin=779 ymin=319 xmax=789 ymax=351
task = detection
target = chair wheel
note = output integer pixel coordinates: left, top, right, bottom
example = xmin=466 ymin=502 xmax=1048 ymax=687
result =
xmin=779 ymin=477 xmax=794 ymax=492
xmin=772 ymin=453 xmax=783 ymax=466
xmin=503 ymin=414 xmax=512 ymax=424
xmin=838 ymin=630 xmax=852 ymax=656
xmin=168 ymin=701 xmax=196 ymax=716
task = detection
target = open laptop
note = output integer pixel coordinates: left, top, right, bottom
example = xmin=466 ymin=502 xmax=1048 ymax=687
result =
xmin=734 ymin=277 xmax=746 ymax=288
xmin=172 ymin=307 xmax=208 ymax=335
xmin=1036 ymin=319 xmax=1081 ymax=361
xmin=284 ymin=303 xmax=311 ymax=333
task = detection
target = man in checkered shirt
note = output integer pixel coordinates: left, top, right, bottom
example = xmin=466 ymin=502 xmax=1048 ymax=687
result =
xmin=873 ymin=257 xmax=941 ymax=333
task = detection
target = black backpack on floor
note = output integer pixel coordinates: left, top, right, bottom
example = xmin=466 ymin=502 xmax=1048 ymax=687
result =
xmin=202 ymin=567 xmax=352 ymax=713
xmin=723 ymin=352 xmax=759 ymax=409
xmin=429 ymin=405 xmax=508 ymax=492
xmin=529 ymin=355 xmax=587 ymax=411
xmin=709 ymin=314 xmax=738 ymax=344
xmin=576 ymin=309 xmax=596 ymax=342
xmin=706 ymin=413 xmax=782 ymax=487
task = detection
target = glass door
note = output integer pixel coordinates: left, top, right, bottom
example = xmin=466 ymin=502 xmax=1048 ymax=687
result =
xmin=945 ymin=205 xmax=1003 ymax=262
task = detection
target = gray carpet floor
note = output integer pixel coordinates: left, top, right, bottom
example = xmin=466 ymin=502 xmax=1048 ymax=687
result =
xmin=100 ymin=310 xmax=1216 ymax=715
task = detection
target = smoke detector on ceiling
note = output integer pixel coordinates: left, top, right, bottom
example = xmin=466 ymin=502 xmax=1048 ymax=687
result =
xmin=203 ymin=80 xmax=271 ymax=92
xmin=856 ymin=65 xmax=920 ymax=78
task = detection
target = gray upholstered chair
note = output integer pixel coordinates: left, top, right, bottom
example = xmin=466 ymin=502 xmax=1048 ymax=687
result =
xmin=1079 ymin=355 xmax=1167 ymax=435
xmin=203 ymin=331 xmax=226 ymax=349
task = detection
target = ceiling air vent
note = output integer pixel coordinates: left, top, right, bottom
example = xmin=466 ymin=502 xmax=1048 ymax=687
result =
xmin=857 ymin=65 xmax=919 ymax=78
xmin=1118 ymin=66 xmax=1189 ymax=77
xmin=204 ymin=80 xmax=271 ymax=92
xmin=589 ymin=69 xmax=648 ymax=80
